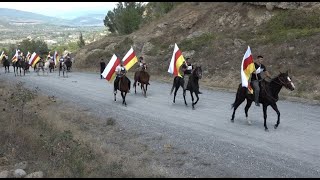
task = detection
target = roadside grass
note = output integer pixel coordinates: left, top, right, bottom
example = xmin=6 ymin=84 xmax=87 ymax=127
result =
xmin=0 ymin=80 xmax=165 ymax=178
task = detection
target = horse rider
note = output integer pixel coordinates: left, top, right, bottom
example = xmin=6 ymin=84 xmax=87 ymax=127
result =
xmin=114 ymin=60 xmax=131 ymax=94
xmin=251 ymin=55 xmax=271 ymax=107
xmin=139 ymin=56 xmax=147 ymax=71
xmin=181 ymin=58 xmax=203 ymax=94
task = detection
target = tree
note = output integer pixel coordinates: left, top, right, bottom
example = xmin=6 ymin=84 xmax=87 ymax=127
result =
xmin=18 ymin=39 xmax=49 ymax=56
xmin=104 ymin=2 xmax=145 ymax=35
xmin=77 ymin=32 xmax=85 ymax=48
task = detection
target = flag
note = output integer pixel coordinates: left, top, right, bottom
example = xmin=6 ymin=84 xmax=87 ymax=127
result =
xmin=11 ymin=49 xmax=19 ymax=63
xmin=26 ymin=51 xmax=31 ymax=60
xmin=54 ymin=51 xmax=59 ymax=66
xmin=241 ymin=46 xmax=256 ymax=94
xmin=29 ymin=52 xmax=40 ymax=68
xmin=101 ymin=54 xmax=121 ymax=83
xmin=0 ymin=51 xmax=4 ymax=61
xmin=168 ymin=43 xmax=185 ymax=77
xmin=122 ymin=46 xmax=138 ymax=71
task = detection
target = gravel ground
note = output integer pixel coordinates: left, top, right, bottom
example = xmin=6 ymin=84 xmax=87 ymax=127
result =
xmin=1 ymin=67 xmax=319 ymax=178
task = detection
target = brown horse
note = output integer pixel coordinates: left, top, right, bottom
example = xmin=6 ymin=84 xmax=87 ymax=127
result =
xmin=231 ymin=71 xmax=295 ymax=131
xmin=133 ymin=66 xmax=150 ymax=97
xmin=114 ymin=75 xmax=129 ymax=106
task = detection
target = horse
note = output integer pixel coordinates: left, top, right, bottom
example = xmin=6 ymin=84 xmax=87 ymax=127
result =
xmin=14 ymin=58 xmax=25 ymax=76
xmin=59 ymin=61 xmax=68 ymax=77
xmin=230 ymin=71 xmax=295 ymax=131
xmin=133 ymin=66 xmax=150 ymax=97
xmin=170 ymin=66 xmax=203 ymax=109
xmin=49 ymin=60 xmax=55 ymax=73
xmin=114 ymin=75 xmax=129 ymax=106
xmin=36 ymin=60 xmax=49 ymax=76
xmin=2 ymin=57 xmax=10 ymax=73
xmin=64 ymin=57 xmax=72 ymax=72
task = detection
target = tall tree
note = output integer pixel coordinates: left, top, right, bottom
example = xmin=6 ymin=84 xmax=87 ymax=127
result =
xmin=104 ymin=2 xmax=145 ymax=35
xmin=78 ymin=32 xmax=85 ymax=48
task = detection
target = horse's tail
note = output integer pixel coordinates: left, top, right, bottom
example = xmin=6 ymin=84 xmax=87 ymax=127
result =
xmin=231 ymin=83 xmax=242 ymax=109
xmin=170 ymin=78 xmax=175 ymax=95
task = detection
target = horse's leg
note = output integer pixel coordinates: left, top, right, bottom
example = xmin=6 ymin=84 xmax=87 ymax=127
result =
xmin=244 ymin=99 xmax=253 ymax=125
xmin=190 ymin=91 xmax=195 ymax=109
xmin=183 ymin=89 xmax=188 ymax=106
xmin=231 ymin=93 xmax=246 ymax=122
xmin=114 ymin=90 xmax=117 ymax=101
xmin=193 ymin=92 xmax=200 ymax=109
xmin=263 ymin=104 xmax=269 ymax=131
xmin=173 ymin=85 xmax=179 ymax=104
xmin=270 ymin=103 xmax=280 ymax=129
xmin=142 ymin=84 xmax=147 ymax=97
xmin=134 ymin=80 xmax=137 ymax=94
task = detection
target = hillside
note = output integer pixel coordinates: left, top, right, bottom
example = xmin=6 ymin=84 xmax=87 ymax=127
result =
xmin=73 ymin=2 xmax=320 ymax=101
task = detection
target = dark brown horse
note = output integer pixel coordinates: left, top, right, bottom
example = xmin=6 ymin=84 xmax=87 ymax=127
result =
xmin=170 ymin=66 xmax=202 ymax=109
xmin=114 ymin=75 xmax=129 ymax=106
xmin=133 ymin=66 xmax=150 ymax=97
xmin=2 ymin=56 xmax=10 ymax=73
xmin=231 ymin=71 xmax=295 ymax=131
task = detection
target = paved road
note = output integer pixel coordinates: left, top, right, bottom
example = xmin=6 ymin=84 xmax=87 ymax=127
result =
xmin=1 ymin=67 xmax=319 ymax=178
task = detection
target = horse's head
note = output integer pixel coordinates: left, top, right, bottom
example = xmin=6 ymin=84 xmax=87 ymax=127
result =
xmin=193 ymin=65 xmax=202 ymax=79
xmin=277 ymin=71 xmax=295 ymax=91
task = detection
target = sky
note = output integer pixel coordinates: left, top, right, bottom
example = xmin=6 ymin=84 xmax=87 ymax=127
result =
xmin=0 ymin=2 xmax=118 ymax=19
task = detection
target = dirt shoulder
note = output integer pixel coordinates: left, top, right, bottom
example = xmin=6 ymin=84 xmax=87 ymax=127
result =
xmin=0 ymin=79 xmax=168 ymax=178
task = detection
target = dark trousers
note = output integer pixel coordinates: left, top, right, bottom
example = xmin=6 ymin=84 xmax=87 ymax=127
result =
xmin=252 ymin=80 xmax=260 ymax=103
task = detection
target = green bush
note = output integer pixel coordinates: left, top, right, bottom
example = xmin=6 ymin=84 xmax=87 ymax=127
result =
xmin=180 ymin=33 xmax=215 ymax=51
xmin=257 ymin=9 xmax=320 ymax=44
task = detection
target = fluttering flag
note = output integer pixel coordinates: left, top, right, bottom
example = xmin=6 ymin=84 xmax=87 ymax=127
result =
xmin=0 ymin=51 xmax=4 ymax=61
xmin=28 ymin=52 xmax=40 ymax=68
xmin=241 ymin=46 xmax=256 ymax=94
xmin=122 ymin=46 xmax=138 ymax=71
xmin=101 ymin=54 xmax=121 ymax=83
xmin=54 ymin=51 xmax=59 ymax=66
xmin=26 ymin=51 xmax=31 ymax=60
xmin=11 ymin=49 xmax=19 ymax=63
xmin=168 ymin=43 xmax=185 ymax=77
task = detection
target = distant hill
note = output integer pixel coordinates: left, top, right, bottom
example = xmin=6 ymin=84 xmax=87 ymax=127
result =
xmin=0 ymin=8 xmax=104 ymax=26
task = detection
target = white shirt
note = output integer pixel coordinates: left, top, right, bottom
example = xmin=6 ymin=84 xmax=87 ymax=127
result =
xmin=116 ymin=65 xmax=126 ymax=74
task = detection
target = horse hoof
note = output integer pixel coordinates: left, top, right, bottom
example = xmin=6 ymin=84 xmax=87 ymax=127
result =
xmin=247 ymin=120 xmax=252 ymax=125
xmin=274 ymin=124 xmax=278 ymax=129
xmin=265 ymin=128 xmax=269 ymax=132
xmin=231 ymin=119 xmax=234 ymax=123
xmin=192 ymin=107 xmax=195 ymax=110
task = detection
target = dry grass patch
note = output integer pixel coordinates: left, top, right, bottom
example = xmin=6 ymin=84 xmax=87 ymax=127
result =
xmin=0 ymin=79 xmax=166 ymax=178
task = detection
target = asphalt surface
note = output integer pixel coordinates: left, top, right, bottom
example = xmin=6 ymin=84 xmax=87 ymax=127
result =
xmin=1 ymin=67 xmax=319 ymax=178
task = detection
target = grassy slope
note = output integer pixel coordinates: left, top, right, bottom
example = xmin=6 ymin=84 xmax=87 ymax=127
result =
xmin=73 ymin=2 xmax=320 ymax=102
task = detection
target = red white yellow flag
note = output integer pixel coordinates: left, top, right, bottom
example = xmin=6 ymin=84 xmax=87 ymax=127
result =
xmin=101 ymin=54 xmax=121 ymax=83
xmin=168 ymin=43 xmax=185 ymax=77
xmin=29 ymin=52 xmax=40 ymax=68
xmin=122 ymin=46 xmax=138 ymax=71
xmin=0 ymin=51 xmax=4 ymax=61
xmin=54 ymin=51 xmax=59 ymax=66
xmin=11 ymin=49 xmax=19 ymax=63
xmin=241 ymin=46 xmax=256 ymax=94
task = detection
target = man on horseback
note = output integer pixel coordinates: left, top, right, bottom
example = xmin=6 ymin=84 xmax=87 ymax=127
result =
xmin=114 ymin=61 xmax=131 ymax=94
xmin=181 ymin=58 xmax=202 ymax=94
xmin=251 ymin=55 xmax=271 ymax=106
xmin=139 ymin=56 xmax=147 ymax=71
